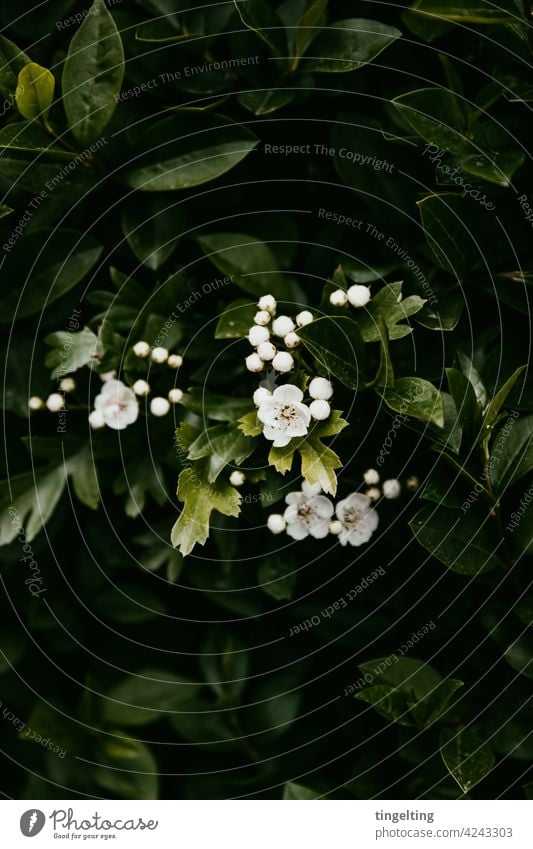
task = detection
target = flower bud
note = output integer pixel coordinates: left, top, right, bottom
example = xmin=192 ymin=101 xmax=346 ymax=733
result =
xmin=363 ymin=468 xmax=380 ymax=485
xmin=89 ymin=410 xmax=106 ymax=429
xmin=309 ymin=377 xmax=333 ymax=400
xmin=347 ymin=284 xmax=371 ymax=308
xmin=59 ymin=377 xmax=76 ymax=393
xmin=150 ymin=397 xmax=170 ymax=417
xmin=272 ymin=351 xmax=294 ymax=372
xmin=366 ymin=487 xmax=381 ymax=502
xmin=28 ymin=396 xmax=45 ymax=411
xmin=284 ymin=331 xmax=300 ymax=349
xmin=248 ymin=325 xmax=270 ymax=347
xmin=133 ymin=379 xmax=150 ymax=396
xmin=46 ymin=393 xmax=64 ymax=412
xmin=329 ymin=289 xmax=348 ymax=307
xmin=168 ymin=388 xmax=184 ymax=404
xmin=329 ymin=520 xmax=343 ymax=535
xmin=309 ymin=399 xmax=330 ymax=420
xmin=229 ymin=470 xmax=246 ymax=487
xmin=257 ymin=341 xmax=276 ymax=361
xmin=267 ymin=514 xmax=286 ymax=534
xmin=151 ymin=346 xmax=169 ymax=363
xmin=254 ymin=310 xmax=271 ymax=326
xmin=167 ymin=354 xmax=183 ymax=368
xmin=272 ymin=315 xmax=295 ymax=337
xmin=133 ymin=341 xmax=150 ymax=358
xmin=296 ymin=310 xmax=313 ymax=327
xmin=253 ymin=387 xmax=271 ymax=406
xmin=258 ymin=294 xmax=276 ymax=314
xmin=383 ymin=478 xmax=401 ymax=499
xmin=246 ymin=353 xmax=264 ymax=373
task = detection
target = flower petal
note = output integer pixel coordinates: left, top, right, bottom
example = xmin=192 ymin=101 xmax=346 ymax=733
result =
xmin=273 ymin=384 xmax=304 ymax=403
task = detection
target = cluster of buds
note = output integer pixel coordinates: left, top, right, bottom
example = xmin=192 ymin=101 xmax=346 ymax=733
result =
xmin=330 ymin=283 xmax=372 ymax=309
xmin=245 ymin=294 xmax=314 ymax=374
xmin=29 ymin=377 xmax=78 ymax=413
xmin=132 ymin=341 xmax=183 ymax=369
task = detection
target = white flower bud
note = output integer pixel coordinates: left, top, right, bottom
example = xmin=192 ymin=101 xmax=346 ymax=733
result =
xmin=246 ymin=353 xmax=264 ymax=373
xmin=100 ymin=371 xmax=116 ymax=382
xmin=329 ymin=520 xmax=343 ymax=535
xmin=59 ymin=377 xmax=76 ymax=393
xmin=257 ymin=341 xmax=276 ymax=361
xmin=272 ymin=351 xmax=294 ymax=372
xmin=28 ymin=396 xmax=44 ymax=411
xmin=150 ymin=397 xmax=170 ymax=417
xmin=272 ymin=315 xmax=295 ymax=338
xmin=258 ymin=294 xmax=276 ymax=314
xmin=284 ymin=331 xmax=300 ymax=349
xmin=168 ymin=388 xmax=184 ymax=404
xmin=309 ymin=399 xmax=331 ymax=420
xmin=167 ymin=354 xmax=183 ymax=368
xmin=383 ymin=478 xmax=401 ymax=499
xmin=229 ymin=470 xmax=246 ymax=487
xmin=330 ymin=289 xmax=348 ymax=307
xmin=46 ymin=393 xmax=64 ymax=412
xmin=248 ymin=325 xmax=270 ymax=347
xmin=151 ymin=346 xmax=169 ymax=363
xmin=254 ymin=310 xmax=271 ymax=326
xmin=253 ymin=387 xmax=271 ymax=406
xmin=267 ymin=513 xmax=286 ymax=534
xmin=309 ymin=377 xmax=333 ymax=400
xmin=89 ymin=409 xmax=106 ymax=429
xmin=406 ymin=475 xmax=420 ymax=491
xmin=133 ymin=379 xmax=150 ymax=396
xmin=296 ymin=310 xmax=313 ymax=327
xmin=363 ymin=468 xmax=380 ymax=485
xmin=133 ymin=341 xmax=150 ymax=358
xmin=366 ymin=487 xmax=381 ymax=502
xmin=347 ymin=284 xmax=371 ymax=308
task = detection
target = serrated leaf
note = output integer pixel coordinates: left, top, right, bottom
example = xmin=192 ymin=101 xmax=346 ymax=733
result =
xmin=356 ymin=283 xmax=426 ymax=342
xmin=171 ymin=467 xmax=241 ymax=556
xmin=44 ymin=326 xmax=99 ymax=379
xmin=188 ymin=423 xmax=256 ymax=482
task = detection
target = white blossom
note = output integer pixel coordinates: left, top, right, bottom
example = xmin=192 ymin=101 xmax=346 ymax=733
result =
xmin=309 ymin=377 xmax=333 ymax=400
xmin=133 ymin=341 xmax=150 ymax=358
xmin=257 ymin=341 xmax=277 ymax=361
xmin=94 ymin=380 xmax=139 ymax=430
xmin=248 ymin=325 xmax=270 ymax=347
xmin=151 ymin=346 xmax=169 ymax=363
xmin=246 ymin=352 xmax=264 ymax=372
xmin=363 ymin=468 xmax=380 ymax=485
xmin=254 ymin=310 xmax=271 ymax=326
xmin=168 ymin=388 xmax=184 ymax=404
xmin=150 ymin=397 xmax=170 ymax=417
xmin=267 ymin=513 xmax=286 ymax=534
xmin=258 ymin=294 xmax=276 ymax=314
xmin=309 ymin=399 xmax=330 ymax=421
xmin=283 ymin=482 xmax=334 ymax=540
xmin=284 ymin=331 xmax=300 ymax=348
xmin=253 ymin=386 xmax=271 ymax=406
xmin=257 ymin=384 xmax=311 ymax=447
xmin=229 ymin=470 xmax=246 ymax=487
xmin=133 ymin=379 xmax=150 ymax=396
xmin=330 ymin=289 xmax=348 ymax=307
xmin=383 ymin=478 xmax=401 ymax=499
xmin=272 ymin=351 xmax=294 ymax=373
xmin=335 ymin=492 xmax=379 ymax=547
xmin=28 ymin=396 xmax=44 ymax=411
xmin=272 ymin=315 xmax=295 ymax=337
xmin=296 ymin=310 xmax=313 ymax=327
xmin=167 ymin=354 xmax=183 ymax=368
xmin=347 ymin=284 xmax=371 ymax=308
xmin=46 ymin=393 xmax=64 ymax=412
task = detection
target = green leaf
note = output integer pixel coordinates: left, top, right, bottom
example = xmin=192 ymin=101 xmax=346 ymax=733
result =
xmin=122 ymin=113 xmax=258 ymax=192
xmin=171 ymin=467 xmax=241 ymax=556
xmin=409 ymin=504 xmax=504 ymax=574
xmin=302 ymin=19 xmax=401 ymax=73
xmin=446 ymin=367 xmax=479 ymax=435
xmin=238 ymin=88 xmax=296 ymax=116
xmin=481 ymin=367 xmax=526 ymax=440
xmin=0 ymin=34 xmax=30 ymax=100
xmin=188 ymin=423 xmax=256 ymax=482
xmin=490 ymin=414 xmax=533 ymax=493
xmin=198 ymin=232 xmax=287 ymax=298
xmin=44 ymin=326 xmax=99 ymax=379
xmin=238 ymin=410 xmax=263 ymax=437
xmin=102 ymin=669 xmax=200 ymax=726
xmin=215 ymin=298 xmax=256 ymax=338
xmin=234 ymin=0 xmax=288 ymax=58
xmin=0 ymin=467 xmax=67 ymax=546
xmin=62 ymin=0 xmax=125 ymax=145
xmin=299 ymin=436 xmax=342 ymax=496
xmin=121 ymin=195 xmax=182 ymax=271
xmin=113 ymin=456 xmax=166 ymax=518
xmin=283 ymin=782 xmax=320 ymax=799
xmin=181 ymin=388 xmax=253 ymax=422
xmin=67 ymin=445 xmax=100 ymax=511
xmin=93 ymin=736 xmax=158 ymax=800
xmin=298 ymin=315 xmax=366 ymax=390
xmin=408 ymin=1 xmax=519 ymax=25
xmin=0 ymin=122 xmax=75 ymax=156
xmin=378 ymin=377 xmax=445 ymax=428
xmin=393 ymin=88 xmax=472 ymax=155
xmin=0 ymin=229 xmax=102 ymax=323
xmin=356 ymin=282 xmax=426 ymax=342
xmin=292 ymin=0 xmax=328 ymax=69
xmin=16 ymin=63 xmax=55 ymax=122
xmin=440 ymin=727 xmax=495 ymax=793
xmin=504 ymin=637 xmax=533 ymax=681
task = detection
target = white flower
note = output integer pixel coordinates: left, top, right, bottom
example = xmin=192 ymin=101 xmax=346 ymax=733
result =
xmin=89 ymin=410 xmax=106 ymax=429
xmin=229 ymin=470 xmax=246 ymax=486
xmin=150 ymin=397 xmax=170 ymax=417
xmin=28 ymin=396 xmax=44 ymax=411
xmin=168 ymin=388 xmax=184 ymax=404
xmin=133 ymin=379 xmax=150 ymax=396
xmin=330 ymin=289 xmax=348 ymax=307
xmin=335 ymin=492 xmax=379 ymax=547
xmin=309 ymin=377 xmax=333 ymax=400
xmin=309 ymin=399 xmax=330 ymax=421
xmin=347 ymin=284 xmax=371 ymax=308
xmin=258 ymin=294 xmax=276 ymax=314
xmin=246 ymin=352 xmax=264 ymax=372
xmin=254 ymin=310 xmax=271 ymax=326
xmin=363 ymin=468 xmax=380 ymax=485
xmin=257 ymin=384 xmax=311 ymax=447
xmin=248 ymin=325 xmax=270 ymax=347
xmin=46 ymin=393 xmax=64 ymax=412
xmin=151 ymin=346 xmax=169 ymax=363
xmin=272 ymin=351 xmax=294 ymax=373
xmin=383 ymin=478 xmax=401 ymax=499
xmin=167 ymin=354 xmax=183 ymax=368
xmin=283 ymin=483 xmax=334 ymax=540
xmin=267 ymin=513 xmax=286 ymax=534
xmin=59 ymin=377 xmax=76 ymax=393
xmin=272 ymin=315 xmax=295 ymax=337
xmin=133 ymin=341 xmax=150 ymax=358
xmin=296 ymin=310 xmax=313 ymax=327
xmin=257 ymin=341 xmax=277 ymax=361
xmin=284 ymin=331 xmax=300 ymax=349
xmin=253 ymin=386 xmax=271 ymax=406
xmin=94 ymin=379 xmax=139 ymax=430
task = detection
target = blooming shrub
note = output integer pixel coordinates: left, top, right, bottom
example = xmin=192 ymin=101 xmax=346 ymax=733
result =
xmin=0 ymin=0 xmax=532 ymax=801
